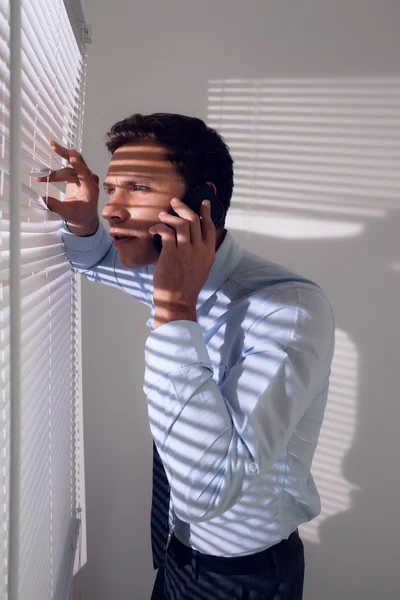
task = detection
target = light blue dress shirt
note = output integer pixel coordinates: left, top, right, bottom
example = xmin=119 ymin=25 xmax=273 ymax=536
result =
xmin=62 ymin=222 xmax=335 ymax=557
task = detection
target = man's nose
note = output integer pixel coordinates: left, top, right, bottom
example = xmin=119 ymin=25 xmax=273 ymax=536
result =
xmin=102 ymin=201 xmax=131 ymax=222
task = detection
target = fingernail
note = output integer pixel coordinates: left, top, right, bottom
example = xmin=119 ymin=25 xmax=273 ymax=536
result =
xmin=171 ymin=198 xmax=179 ymax=204
xmin=202 ymin=200 xmax=210 ymax=207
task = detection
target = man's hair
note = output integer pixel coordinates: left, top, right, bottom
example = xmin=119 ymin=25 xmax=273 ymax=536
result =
xmin=105 ymin=113 xmax=234 ymax=226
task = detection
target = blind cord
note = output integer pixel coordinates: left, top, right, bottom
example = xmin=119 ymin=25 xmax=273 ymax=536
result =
xmin=8 ymin=0 xmax=22 ymax=598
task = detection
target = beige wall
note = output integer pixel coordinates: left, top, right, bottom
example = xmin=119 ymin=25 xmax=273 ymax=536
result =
xmin=73 ymin=1 xmax=400 ymax=598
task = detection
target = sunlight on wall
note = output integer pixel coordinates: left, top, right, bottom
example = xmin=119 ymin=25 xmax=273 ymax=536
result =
xmin=299 ymin=329 xmax=359 ymax=543
xmin=225 ymin=211 xmax=363 ymax=239
xmin=387 ymin=261 xmax=400 ymax=272
xmin=207 ymin=78 xmax=400 ymax=240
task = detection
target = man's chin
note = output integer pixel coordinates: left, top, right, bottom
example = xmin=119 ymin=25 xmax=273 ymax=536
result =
xmin=119 ymin=256 xmax=145 ymax=268
xmin=117 ymin=250 xmax=158 ymax=269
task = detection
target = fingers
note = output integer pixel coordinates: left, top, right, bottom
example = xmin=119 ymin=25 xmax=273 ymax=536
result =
xmin=149 ymin=199 xmax=216 ymax=253
xmin=158 ymin=198 xmax=215 ymax=247
xmin=40 ymin=195 xmax=61 ymax=214
xmin=69 ymin=152 xmax=92 ymax=182
xmin=34 ymin=141 xmax=99 ymax=187
xmin=49 ymin=140 xmax=94 ymax=183
xmin=200 ymin=199 xmax=216 ymax=247
xmin=156 ymin=207 xmax=199 ymax=247
xmin=35 ymin=167 xmax=79 ymax=184
xmin=50 ymin=140 xmax=88 ymax=167
xmin=148 ymin=223 xmax=177 ymax=248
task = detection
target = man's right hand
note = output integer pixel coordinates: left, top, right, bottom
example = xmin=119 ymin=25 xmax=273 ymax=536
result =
xmin=36 ymin=141 xmax=100 ymax=236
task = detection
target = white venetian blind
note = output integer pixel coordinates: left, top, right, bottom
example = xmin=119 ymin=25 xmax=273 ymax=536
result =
xmin=0 ymin=1 xmax=88 ymax=598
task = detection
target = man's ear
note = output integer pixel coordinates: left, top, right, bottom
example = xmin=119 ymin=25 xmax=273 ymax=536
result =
xmin=205 ymin=181 xmax=217 ymax=195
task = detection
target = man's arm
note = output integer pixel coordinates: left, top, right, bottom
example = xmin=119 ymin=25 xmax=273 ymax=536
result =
xmin=62 ymin=220 xmax=153 ymax=307
xmin=62 ymin=220 xmax=113 ymax=272
xmin=143 ymin=284 xmax=335 ymax=524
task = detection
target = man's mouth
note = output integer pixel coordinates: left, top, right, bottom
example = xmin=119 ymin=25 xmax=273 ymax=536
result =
xmin=111 ymin=231 xmax=137 ymax=240
xmin=112 ymin=235 xmax=137 ymax=246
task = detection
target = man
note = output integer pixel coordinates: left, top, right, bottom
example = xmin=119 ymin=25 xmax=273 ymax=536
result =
xmin=39 ymin=114 xmax=335 ymax=600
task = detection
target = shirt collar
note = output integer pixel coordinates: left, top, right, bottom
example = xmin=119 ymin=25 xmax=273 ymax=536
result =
xmin=146 ymin=230 xmax=244 ymax=329
xmin=196 ymin=229 xmax=244 ymax=310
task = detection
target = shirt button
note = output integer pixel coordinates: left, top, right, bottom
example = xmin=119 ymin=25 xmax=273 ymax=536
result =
xmin=249 ymin=462 xmax=258 ymax=473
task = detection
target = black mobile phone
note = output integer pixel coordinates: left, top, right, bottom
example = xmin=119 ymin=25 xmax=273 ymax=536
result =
xmin=152 ymin=183 xmax=226 ymax=254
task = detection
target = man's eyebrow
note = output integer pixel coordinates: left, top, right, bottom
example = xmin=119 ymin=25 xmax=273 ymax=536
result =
xmin=103 ymin=176 xmax=156 ymax=189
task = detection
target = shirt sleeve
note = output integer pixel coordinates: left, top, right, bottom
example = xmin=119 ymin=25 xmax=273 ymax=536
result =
xmin=62 ymin=220 xmax=154 ymax=308
xmin=143 ymin=285 xmax=335 ymax=524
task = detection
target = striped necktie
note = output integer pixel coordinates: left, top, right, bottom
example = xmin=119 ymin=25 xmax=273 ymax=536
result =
xmin=151 ymin=440 xmax=171 ymax=570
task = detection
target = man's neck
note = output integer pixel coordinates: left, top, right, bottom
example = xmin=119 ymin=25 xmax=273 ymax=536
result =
xmin=216 ymin=228 xmax=227 ymax=251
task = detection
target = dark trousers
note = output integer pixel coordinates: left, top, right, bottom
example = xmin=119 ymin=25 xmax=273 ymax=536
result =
xmin=150 ymin=529 xmax=305 ymax=600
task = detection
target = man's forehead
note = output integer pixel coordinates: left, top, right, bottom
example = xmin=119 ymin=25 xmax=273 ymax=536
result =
xmin=106 ymin=142 xmax=175 ymax=180
xmin=112 ymin=141 xmax=169 ymax=160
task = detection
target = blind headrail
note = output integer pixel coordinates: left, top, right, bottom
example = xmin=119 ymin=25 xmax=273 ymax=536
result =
xmin=63 ymin=0 xmax=90 ymax=46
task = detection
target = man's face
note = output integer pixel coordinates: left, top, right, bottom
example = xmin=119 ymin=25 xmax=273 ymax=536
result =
xmin=101 ymin=140 xmax=186 ymax=268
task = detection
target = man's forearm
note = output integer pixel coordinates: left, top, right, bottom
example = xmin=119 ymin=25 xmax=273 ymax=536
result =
xmin=66 ymin=216 xmax=100 ymax=237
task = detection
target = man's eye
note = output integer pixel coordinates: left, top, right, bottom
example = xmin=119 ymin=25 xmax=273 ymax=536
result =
xmin=129 ymin=184 xmax=149 ymax=192
xmin=105 ymin=185 xmax=149 ymax=194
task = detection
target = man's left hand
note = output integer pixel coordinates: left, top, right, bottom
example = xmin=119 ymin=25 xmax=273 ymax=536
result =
xmin=148 ymin=198 xmax=216 ymax=329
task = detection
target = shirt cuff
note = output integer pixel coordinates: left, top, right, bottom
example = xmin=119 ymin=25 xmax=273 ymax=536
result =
xmin=144 ymin=320 xmax=213 ymax=387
